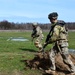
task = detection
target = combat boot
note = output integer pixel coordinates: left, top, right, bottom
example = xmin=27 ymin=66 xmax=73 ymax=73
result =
xmin=69 ymin=66 xmax=75 ymax=75
xmin=70 ymin=71 xmax=75 ymax=75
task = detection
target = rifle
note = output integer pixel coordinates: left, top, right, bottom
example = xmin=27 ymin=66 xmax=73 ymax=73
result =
xmin=31 ymin=34 xmax=39 ymax=42
xmin=41 ymin=25 xmax=56 ymax=52
xmin=31 ymin=35 xmax=36 ymax=42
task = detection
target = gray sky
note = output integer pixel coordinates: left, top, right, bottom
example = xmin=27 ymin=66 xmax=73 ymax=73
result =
xmin=0 ymin=0 xmax=75 ymax=23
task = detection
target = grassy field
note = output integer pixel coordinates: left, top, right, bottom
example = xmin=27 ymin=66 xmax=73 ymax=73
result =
xmin=0 ymin=30 xmax=75 ymax=75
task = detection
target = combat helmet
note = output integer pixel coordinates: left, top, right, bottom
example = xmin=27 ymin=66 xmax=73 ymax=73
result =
xmin=48 ymin=12 xmax=58 ymax=19
xmin=32 ymin=22 xmax=38 ymax=26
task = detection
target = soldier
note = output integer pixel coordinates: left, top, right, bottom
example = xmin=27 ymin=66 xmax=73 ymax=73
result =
xmin=31 ymin=22 xmax=44 ymax=52
xmin=42 ymin=12 xmax=75 ymax=74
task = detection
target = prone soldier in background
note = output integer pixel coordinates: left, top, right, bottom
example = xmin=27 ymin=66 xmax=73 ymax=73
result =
xmin=31 ymin=22 xmax=44 ymax=52
xmin=42 ymin=12 xmax=75 ymax=74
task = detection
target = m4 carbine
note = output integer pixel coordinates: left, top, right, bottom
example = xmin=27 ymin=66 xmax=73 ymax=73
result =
xmin=41 ymin=25 xmax=56 ymax=52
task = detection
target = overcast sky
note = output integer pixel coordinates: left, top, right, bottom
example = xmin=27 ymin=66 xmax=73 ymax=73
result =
xmin=0 ymin=0 xmax=75 ymax=23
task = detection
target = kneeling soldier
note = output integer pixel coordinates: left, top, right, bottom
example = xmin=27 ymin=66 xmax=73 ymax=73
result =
xmin=31 ymin=22 xmax=44 ymax=52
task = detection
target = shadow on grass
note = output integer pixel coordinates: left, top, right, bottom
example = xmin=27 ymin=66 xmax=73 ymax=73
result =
xmin=19 ymin=48 xmax=38 ymax=52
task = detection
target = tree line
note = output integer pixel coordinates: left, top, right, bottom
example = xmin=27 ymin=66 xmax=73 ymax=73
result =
xmin=0 ymin=20 xmax=75 ymax=30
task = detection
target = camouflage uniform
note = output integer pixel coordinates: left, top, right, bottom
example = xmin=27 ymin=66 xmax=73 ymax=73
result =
xmin=45 ymin=12 xmax=75 ymax=73
xmin=31 ymin=22 xmax=44 ymax=51
xmin=49 ymin=22 xmax=75 ymax=72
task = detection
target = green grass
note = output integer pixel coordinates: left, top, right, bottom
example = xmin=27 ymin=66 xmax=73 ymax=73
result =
xmin=0 ymin=31 xmax=75 ymax=75
xmin=68 ymin=31 xmax=75 ymax=49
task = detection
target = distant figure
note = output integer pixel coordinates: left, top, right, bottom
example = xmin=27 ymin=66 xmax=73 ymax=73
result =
xmin=42 ymin=12 xmax=75 ymax=74
xmin=31 ymin=22 xmax=44 ymax=52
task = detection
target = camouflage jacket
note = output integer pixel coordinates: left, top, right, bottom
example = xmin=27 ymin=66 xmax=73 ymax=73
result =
xmin=31 ymin=26 xmax=44 ymax=38
xmin=48 ymin=20 xmax=68 ymax=43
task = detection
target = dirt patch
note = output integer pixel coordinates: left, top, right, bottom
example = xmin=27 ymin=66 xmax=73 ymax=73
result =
xmin=24 ymin=51 xmax=75 ymax=75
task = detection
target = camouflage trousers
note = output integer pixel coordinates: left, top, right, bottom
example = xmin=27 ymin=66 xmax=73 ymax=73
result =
xmin=34 ymin=35 xmax=43 ymax=50
xmin=49 ymin=41 xmax=75 ymax=72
